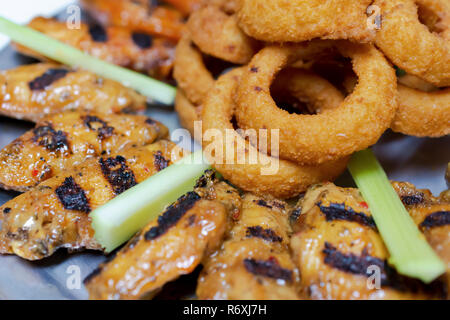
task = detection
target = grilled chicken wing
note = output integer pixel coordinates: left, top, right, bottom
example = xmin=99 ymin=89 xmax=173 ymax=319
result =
xmin=290 ymin=182 xmax=446 ymax=300
xmin=17 ymin=17 xmax=176 ymax=79
xmin=0 ymin=111 xmax=167 ymax=192
xmin=0 ymin=63 xmax=146 ymax=122
xmin=80 ymin=0 xmax=185 ymax=40
xmin=0 ymin=140 xmax=184 ymax=260
xmin=85 ymin=171 xmax=241 ymax=300
xmin=393 ymin=181 xmax=450 ymax=298
xmin=197 ymin=194 xmax=301 ymax=300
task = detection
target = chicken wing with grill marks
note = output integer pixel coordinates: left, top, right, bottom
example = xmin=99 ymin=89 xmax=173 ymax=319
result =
xmin=290 ymin=182 xmax=447 ymax=300
xmin=17 ymin=17 xmax=176 ymax=79
xmin=0 ymin=140 xmax=184 ymax=260
xmin=0 ymin=111 xmax=168 ymax=192
xmin=0 ymin=63 xmax=146 ymax=122
xmin=85 ymin=171 xmax=241 ymax=300
xmin=393 ymin=181 xmax=450 ymax=298
xmin=196 ymin=194 xmax=301 ymax=300
xmin=80 ymin=0 xmax=185 ymax=40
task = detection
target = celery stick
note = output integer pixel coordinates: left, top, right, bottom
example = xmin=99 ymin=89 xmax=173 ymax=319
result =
xmin=91 ymin=151 xmax=210 ymax=252
xmin=0 ymin=16 xmax=176 ymax=104
xmin=348 ymin=149 xmax=445 ymax=283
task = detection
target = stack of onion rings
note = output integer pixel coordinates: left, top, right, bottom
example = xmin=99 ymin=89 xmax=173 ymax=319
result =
xmin=235 ymin=42 xmax=397 ymax=165
xmin=171 ymin=0 xmax=448 ymax=198
xmin=201 ymin=69 xmax=348 ymax=199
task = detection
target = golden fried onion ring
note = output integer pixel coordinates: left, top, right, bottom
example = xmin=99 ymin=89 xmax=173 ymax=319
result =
xmin=236 ymin=42 xmax=397 ymax=165
xmin=236 ymin=0 xmax=375 ymax=43
xmin=173 ymin=35 xmax=215 ymax=105
xmin=187 ymin=5 xmax=258 ymax=64
xmin=391 ymin=85 xmax=450 ymax=137
xmin=201 ymin=68 xmax=348 ymax=199
xmin=175 ymin=89 xmax=202 ymax=140
xmin=375 ymin=0 xmax=450 ymax=87
xmin=345 ymin=72 xmax=450 ymax=137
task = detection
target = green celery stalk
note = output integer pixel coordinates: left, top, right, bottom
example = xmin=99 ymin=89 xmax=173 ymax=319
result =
xmin=348 ymin=149 xmax=445 ymax=283
xmin=91 ymin=150 xmax=211 ymax=252
xmin=0 ymin=16 xmax=176 ymax=104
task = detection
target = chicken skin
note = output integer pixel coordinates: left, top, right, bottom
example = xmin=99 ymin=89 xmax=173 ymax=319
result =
xmin=0 ymin=63 xmax=146 ymax=122
xmin=290 ymin=182 xmax=447 ymax=300
xmin=17 ymin=17 xmax=176 ymax=79
xmin=80 ymin=0 xmax=185 ymax=40
xmin=85 ymin=171 xmax=241 ymax=299
xmin=197 ymin=194 xmax=301 ymax=300
xmin=0 ymin=111 xmax=168 ymax=191
xmin=0 ymin=140 xmax=184 ymax=260
xmin=393 ymin=181 xmax=450 ymax=298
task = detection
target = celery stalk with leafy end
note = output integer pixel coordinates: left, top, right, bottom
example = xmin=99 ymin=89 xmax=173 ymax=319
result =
xmin=91 ymin=151 xmax=211 ymax=252
xmin=348 ymin=149 xmax=446 ymax=283
xmin=0 ymin=16 xmax=176 ymax=104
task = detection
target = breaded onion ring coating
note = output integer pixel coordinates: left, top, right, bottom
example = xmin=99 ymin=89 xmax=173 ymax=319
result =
xmin=375 ymin=0 xmax=450 ymax=87
xmin=345 ymin=73 xmax=449 ymax=138
xmin=201 ymin=68 xmax=348 ymax=199
xmin=236 ymin=0 xmax=375 ymax=43
xmin=174 ymin=89 xmax=202 ymax=140
xmin=187 ymin=5 xmax=258 ymax=64
xmin=391 ymin=85 xmax=450 ymax=137
xmin=173 ymin=35 xmax=214 ymax=105
xmin=236 ymin=42 xmax=397 ymax=165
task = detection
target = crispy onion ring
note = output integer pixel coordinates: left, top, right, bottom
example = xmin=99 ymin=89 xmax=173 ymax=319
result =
xmin=173 ymin=35 xmax=215 ymax=105
xmin=375 ymin=0 xmax=450 ymax=87
xmin=391 ymin=85 xmax=450 ymax=137
xmin=345 ymin=73 xmax=449 ymax=137
xmin=187 ymin=5 xmax=258 ymax=64
xmin=236 ymin=42 xmax=397 ymax=165
xmin=201 ymin=68 xmax=348 ymax=199
xmin=176 ymin=67 xmax=345 ymax=142
xmin=174 ymin=89 xmax=202 ymax=140
xmin=236 ymin=0 xmax=375 ymax=43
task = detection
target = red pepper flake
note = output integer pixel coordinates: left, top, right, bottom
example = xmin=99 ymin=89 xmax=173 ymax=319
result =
xmin=32 ymin=169 xmax=39 ymax=177
xmin=268 ymin=256 xmax=279 ymax=265
xmin=231 ymin=210 xmax=240 ymax=221
xmin=359 ymin=201 xmax=369 ymax=209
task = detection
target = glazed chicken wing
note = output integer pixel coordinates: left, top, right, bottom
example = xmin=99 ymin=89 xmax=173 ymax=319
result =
xmin=80 ymin=0 xmax=185 ymax=40
xmin=17 ymin=17 xmax=176 ymax=79
xmin=197 ymin=194 xmax=301 ymax=300
xmin=393 ymin=181 xmax=450 ymax=298
xmin=85 ymin=171 xmax=241 ymax=299
xmin=290 ymin=182 xmax=446 ymax=300
xmin=0 ymin=111 xmax=168 ymax=191
xmin=0 ymin=63 xmax=146 ymax=122
xmin=0 ymin=140 xmax=184 ymax=260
